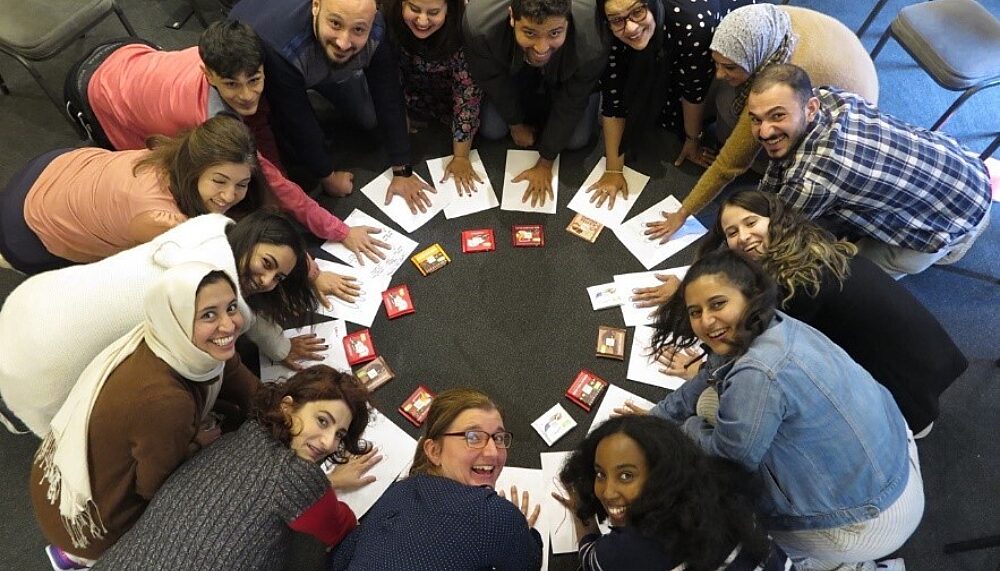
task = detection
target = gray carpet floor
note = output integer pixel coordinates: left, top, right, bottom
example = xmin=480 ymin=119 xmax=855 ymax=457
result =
xmin=1 ymin=1 xmax=998 ymax=570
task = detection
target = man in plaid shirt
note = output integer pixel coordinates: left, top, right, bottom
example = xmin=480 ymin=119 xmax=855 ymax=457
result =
xmin=747 ymin=64 xmax=991 ymax=278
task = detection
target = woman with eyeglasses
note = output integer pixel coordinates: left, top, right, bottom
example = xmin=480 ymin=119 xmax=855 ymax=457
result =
xmin=329 ymin=388 xmax=543 ymax=571
xmin=586 ymin=0 xmax=753 ymax=210
xmin=644 ymin=3 xmax=878 ymax=242
xmin=624 ymin=249 xmax=923 ymax=571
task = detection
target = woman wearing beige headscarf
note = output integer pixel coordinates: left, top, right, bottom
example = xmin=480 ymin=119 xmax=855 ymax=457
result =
xmin=30 ymin=262 xmax=259 ymax=567
xmin=642 ymin=4 xmax=878 ymax=243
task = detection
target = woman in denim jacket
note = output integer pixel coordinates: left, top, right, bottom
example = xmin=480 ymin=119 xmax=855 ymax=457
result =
xmin=631 ymin=249 xmax=923 ymax=571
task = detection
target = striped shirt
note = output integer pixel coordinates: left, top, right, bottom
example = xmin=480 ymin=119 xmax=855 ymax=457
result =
xmin=758 ymin=88 xmax=991 ymax=253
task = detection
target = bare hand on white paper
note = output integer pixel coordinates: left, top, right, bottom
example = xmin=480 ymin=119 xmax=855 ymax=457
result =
xmin=656 ymin=345 xmax=703 ymax=381
xmin=328 ymin=448 xmax=383 ymax=492
xmin=644 ymin=209 xmax=690 ymax=243
xmin=313 ymin=270 xmax=361 ymax=307
xmin=387 ymin=174 xmax=436 ymax=214
xmin=586 ymin=170 xmax=628 ymax=210
xmin=613 ymin=400 xmax=651 ymax=417
xmin=281 ymin=334 xmax=328 ymax=370
xmin=342 ymin=225 xmax=390 ymax=265
xmin=513 ymin=162 xmax=554 ymax=207
xmin=499 ymin=485 xmax=541 ymax=528
xmin=443 ymin=155 xmax=483 ymax=196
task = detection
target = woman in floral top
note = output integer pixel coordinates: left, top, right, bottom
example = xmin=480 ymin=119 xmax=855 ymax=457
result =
xmin=386 ymin=0 xmax=484 ymax=195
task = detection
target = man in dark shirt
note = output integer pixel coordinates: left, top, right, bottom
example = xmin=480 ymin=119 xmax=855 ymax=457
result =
xmin=464 ymin=0 xmax=609 ymax=207
xmin=231 ymin=0 xmax=435 ymax=213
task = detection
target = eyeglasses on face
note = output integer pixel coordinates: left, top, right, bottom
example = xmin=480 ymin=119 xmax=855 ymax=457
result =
xmin=606 ymin=3 xmax=649 ymax=32
xmin=441 ymin=430 xmax=514 ymax=449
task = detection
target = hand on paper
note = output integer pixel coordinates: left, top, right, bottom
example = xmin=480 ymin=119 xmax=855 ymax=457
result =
xmin=386 ymin=173 xmax=436 ymax=214
xmin=513 ymin=162 xmax=554 ymax=207
xmin=281 ymin=333 xmax=328 ymax=370
xmin=631 ymin=274 xmax=681 ymax=309
xmin=510 ymin=123 xmax=536 ymax=147
xmin=673 ymin=139 xmax=716 ymax=169
xmin=327 ymin=447 xmax=383 ymax=492
xmin=656 ymin=345 xmax=704 ymax=381
xmin=499 ymin=485 xmax=541 ymax=528
xmin=342 ymin=225 xmax=390 ymax=265
xmin=586 ymin=170 xmax=628 ymax=210
xmin=644 ymin=209 xmax=690 ymax=244
xmin=613 ymin=400 xmax=651 ymax=417
xmin=322 ymin=170 xmax=355 ymax=197
xmin=443 ymin=155 xmax=483 ymax=196
xmin=313 ymin=270 xmax=361 ymax=307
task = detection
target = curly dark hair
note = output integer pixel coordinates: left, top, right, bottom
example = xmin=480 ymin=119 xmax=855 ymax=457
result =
xmin=560 ymin=415 xmax=769 ymax=571
xmin=652 ymin=248 xmax=776 ymax=358
xmin=225 ymin=209 xmax=317 ymax=325
xmin=385 ymin=0 xmax=465 ymax=60
xmin=252 ymin=365 xmax=372 ymax=464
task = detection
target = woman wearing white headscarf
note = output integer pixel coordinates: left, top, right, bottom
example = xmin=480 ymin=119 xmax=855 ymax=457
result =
xmin=29 ymin=262 xmax=260 ymax=566
xmin=643 ymin=4 xmax=879 ymax=242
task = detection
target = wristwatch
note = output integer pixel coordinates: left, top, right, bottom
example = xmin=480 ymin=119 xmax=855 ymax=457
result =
xmin=392 ymin=165 xmax=413 ymax=178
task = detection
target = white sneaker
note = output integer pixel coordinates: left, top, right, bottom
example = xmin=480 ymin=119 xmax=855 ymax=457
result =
xmin=876 ymin=558 xmax=905 ymax=571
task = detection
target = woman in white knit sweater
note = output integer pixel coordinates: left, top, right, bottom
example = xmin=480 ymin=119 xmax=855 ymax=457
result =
xmin=0 ymin=210 xmax=318 ymax=436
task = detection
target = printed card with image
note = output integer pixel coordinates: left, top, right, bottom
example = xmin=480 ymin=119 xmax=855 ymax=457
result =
xmin=382 ymin=284 xmax=415 ymax=319
xmin=343 ymin=329 xmax=377 ymax=366
xmin=565 ymin=369 xmax=609 ymax=412
xmin=531 ymin=403 xmax=578 ymax=446
xmin=512 ymin=224 xmax=544 ymax=247
xmin=354 ymin=355 xmax=395 ymax=391
xmin=399 ymin=385 xmax=435 ymax=427
xmin=595 ymin=325 xmax=627 ymax=360
xmin=461 ymin=228 xmax=496 ymax=253
xmin=587 ymin=283 xmax=622 ymax=311
xmin=566 ymin=213 xmax=603 ymax=243
xmin=411 ymin=243 xmax=451 ymax=276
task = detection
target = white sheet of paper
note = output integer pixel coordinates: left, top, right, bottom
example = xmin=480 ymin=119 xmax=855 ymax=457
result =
xmin=330 ymin=407 xmax=417 ymax=518
xmin=587 ymin=283 xmax=622 ymax=311
xmin=612 ymin=195 xmax=707 ymax=269
xmin=588 ymin=384 xmax=656 ymax=436
xmin=359 ymin=168 xmax=450 ymax=233
xmin=425 ymin=151 xmax=500 ymax=219
xmin=627 ymin=325 xmax=688 ymax=390
xmin=258 ymin=320 xmax=349 ymax=382
xmin=321 ymin=209 xmax=418 ymax=280
xmin=531 ymin=403 xmax=577 ymax=446
xmin=500 ymin=150 xmax=560 ymax=214
xmin=540 ymin=452 xmax=578 ymax=554
xmin=312 ymin=259 xmax=391 ymax=327
xmin=613 ymin=266 xmax=689 ymax=327
xmin=495 ymin=466 xmax=549 ymax=571
xmin=567 ymin=158 xmax=650 ymax=227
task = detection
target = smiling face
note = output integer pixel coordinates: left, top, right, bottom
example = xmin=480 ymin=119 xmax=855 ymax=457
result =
xmin=684 ymin=273 xmax=748 ymax=356
xmin=191 ymin=279 xmax=244 ymax=361
xmin=720 ymin=204 xmax=770 ymax=260
xmin=510 ymin=13 xmax=568 ymax=67
xmin=424 ymin=407 xmax=508 ymax=488
xmin=203 ymin=66 xmax=265 ymax=116
xmin=283 ymin=398 xmax=354 ymax=462
xmin=241 ymin=243 xmax=296 ymax=296
xmin=712 ymin=51 xmax=750 ymax=87
xmin=747 ymin=83 xmax=819 ymax=160
xmin=312 ymin=0 xmax=376 ymax=64
xmin=594 ymin=432 xmax=648 ymax=527
xmin=603 ymin=0 xmax=654 ymax=51
xmin=197 ymin=162 xmax=252 ymax=213
xmin=402 ymin=0 xmax=447 ymax=39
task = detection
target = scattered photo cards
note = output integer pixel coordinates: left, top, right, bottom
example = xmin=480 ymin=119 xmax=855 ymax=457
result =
xmin=426 ymin=151 xmax=500 ymax=219
xmin=343 ymin=329 xmax=377 ymax=366
xmin=461 ymin=228 xmax=496 ymax=253
xmin=532 ymin=403 xmax=577 ymax=446
xmin=399 ymin=385 xmax=435 ymax=427
xmin=595 ymin=325 xmax=627 ymax=360
xmin=587 ymin=283 xmax=622 ymax=310
xmin=566 ymin=370 xmax=609 ymax=412
xmin=320 ymin=209 xmax=418 ymax=281
xmin=359 ymin=168 xmax=450 ymax=233
xmin=354 ymin=356 xmax=395 ymax=391
xmin=382 ymin=284 xmax=414 ymax=319
xmin=567 ymin=157 xmax=650 ymax=227
xmin=500 ymin=150 xmax=560 ymax=215
xmin=566 ymin=213 xmax=603 ymax=243
xmin=411 ymin=243 xmax=451 ymax=276
xmin=512 ymin=224 xmax=544 ymax=247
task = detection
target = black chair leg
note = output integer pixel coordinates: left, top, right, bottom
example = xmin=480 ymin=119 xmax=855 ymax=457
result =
xmin=0 ymin=70 xmax=9 ymax=95
xmin=870 ymin=25 xmax=894 ymax=60
xmin=983 ymin=133 xmax=1000 ymax=160
xmin=932 ymin=79 xmax=1000 ymax=131
xmin=112 ymin=2 xmax=138 ymax=36
xmin=857 ymin=0 xmax=892 ymax=38
xmin=944 ymin=534 xmax=1000 ymax=554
